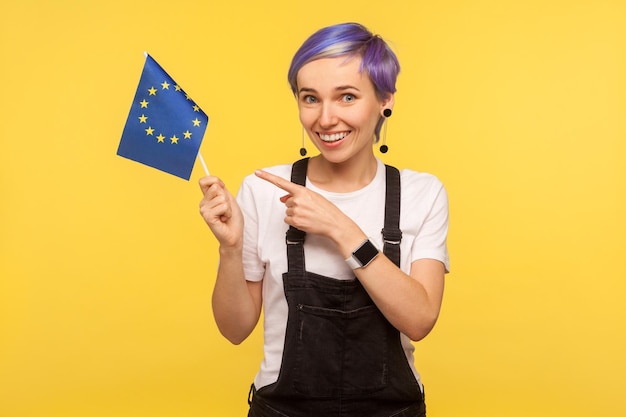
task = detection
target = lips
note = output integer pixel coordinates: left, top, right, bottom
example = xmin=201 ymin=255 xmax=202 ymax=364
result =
xmin=318 ymin=131 xmax=350 ymax=143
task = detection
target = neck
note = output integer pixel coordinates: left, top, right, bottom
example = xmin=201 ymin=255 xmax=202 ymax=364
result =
xmin=307 ymin=154 xmax=378 ymax=193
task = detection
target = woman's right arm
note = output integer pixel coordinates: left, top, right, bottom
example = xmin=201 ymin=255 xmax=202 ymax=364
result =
xmin=199 ymin=176 xmax=263 ymax=345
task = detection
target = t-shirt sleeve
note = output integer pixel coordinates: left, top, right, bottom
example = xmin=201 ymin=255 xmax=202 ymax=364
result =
xmin=236 ymin=176 xmax=266 ymax=282
xmin=410 ymin=179 xmax=450 ymax=273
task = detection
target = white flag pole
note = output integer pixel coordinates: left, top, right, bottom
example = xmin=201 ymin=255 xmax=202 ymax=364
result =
xmin=198 ymin=152 xmax=210 ymax=176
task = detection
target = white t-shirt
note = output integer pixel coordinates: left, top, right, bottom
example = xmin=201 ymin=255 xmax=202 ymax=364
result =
xmin=236 ymin=158 xmax=450 ymax=390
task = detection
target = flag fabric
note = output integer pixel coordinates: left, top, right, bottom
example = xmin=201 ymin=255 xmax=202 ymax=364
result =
xmin=117 ymin=53 xmax=208 ymax=180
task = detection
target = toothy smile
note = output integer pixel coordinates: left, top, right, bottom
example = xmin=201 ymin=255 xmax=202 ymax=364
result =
xmin=318 ymin=131 xmax=350 ymax=142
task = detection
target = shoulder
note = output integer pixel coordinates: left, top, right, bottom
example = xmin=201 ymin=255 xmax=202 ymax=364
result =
xmin=394 ymin=168 xmax=449 ymax=218
xmin=398 ymin=168 xmax=446 ymax=196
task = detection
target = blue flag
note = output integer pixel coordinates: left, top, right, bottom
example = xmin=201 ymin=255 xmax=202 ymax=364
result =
xmin=117 ymin=53 xmax=208 ymax=180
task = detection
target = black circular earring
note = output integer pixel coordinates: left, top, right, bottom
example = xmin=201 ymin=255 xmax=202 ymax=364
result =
xmin=300 ymin=128 xmax=307 ymax=156
xmin=380 ymin=108 xmax=392 ymax=153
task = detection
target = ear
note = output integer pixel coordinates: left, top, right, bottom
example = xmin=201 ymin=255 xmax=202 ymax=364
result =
xmin=380 ymin=92 xmax=395 ymax=111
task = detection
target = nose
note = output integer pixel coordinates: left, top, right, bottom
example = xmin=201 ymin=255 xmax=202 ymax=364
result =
xmin=319 ymin=102 xmax=338 ymax=128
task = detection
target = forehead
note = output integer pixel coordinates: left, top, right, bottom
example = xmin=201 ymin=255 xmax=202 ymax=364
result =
xmin=296 ymin=56 xmax=373 ymax=91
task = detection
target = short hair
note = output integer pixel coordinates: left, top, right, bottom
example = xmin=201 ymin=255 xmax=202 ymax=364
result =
xmin=288 ymin=22 xmax=401 ymax=141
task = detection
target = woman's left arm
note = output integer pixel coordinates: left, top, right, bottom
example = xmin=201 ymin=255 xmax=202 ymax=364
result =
xmin=321 ymin=214 xmax=445 ymax=341
xmin=255 ymin=169 xmax=446 ymax=341
xmin=353 ymin=255 xmax=445 ymax=341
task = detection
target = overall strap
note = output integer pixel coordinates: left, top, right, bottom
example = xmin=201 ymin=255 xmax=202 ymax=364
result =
xmin=382 ymin=165 xmax=402 ymax=268
xmin=285 ymin=159 xmax=402 ymax=272
xmin=285 ymin=158 xmax=309 ymax=273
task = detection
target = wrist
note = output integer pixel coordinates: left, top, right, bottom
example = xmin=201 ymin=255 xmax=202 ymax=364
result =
xmin=345 ymin=238 xmax=380 ymax=269
xmin=328 ymin=220 xmax=365 ymax=257
xmin=218 ymin=243 xmax=243 ymax=257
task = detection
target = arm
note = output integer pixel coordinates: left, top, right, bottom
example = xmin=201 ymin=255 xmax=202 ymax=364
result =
xmin=199 ymin=176 xmax=262 ymax=345
xmin=350 ymin=249 xmax=445 ymax=341
xmin=315 ymin=218 xmax=445 ymax=341
xmin=254 ymin=170 xmax=446 ymax=341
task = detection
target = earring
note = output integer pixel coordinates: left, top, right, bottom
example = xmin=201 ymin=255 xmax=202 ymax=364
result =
xmin=300 ymin=128 xmax=307 ymax=156
xmin=380 ymin=108 xmax=392 ymax=153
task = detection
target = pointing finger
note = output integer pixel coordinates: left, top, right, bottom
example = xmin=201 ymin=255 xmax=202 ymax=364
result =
xmin=255 ymin=170 xmax=302 ymax=194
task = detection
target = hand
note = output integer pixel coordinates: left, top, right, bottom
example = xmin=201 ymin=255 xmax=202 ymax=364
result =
xmin=199 ymin=176 xmax=243 ymax=248
xmin=254 ymin=170 xmax=359 ymax=244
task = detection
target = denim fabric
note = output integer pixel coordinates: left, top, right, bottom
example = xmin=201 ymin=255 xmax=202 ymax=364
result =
xmin=246 ymin=159 xmax=425 ymax=417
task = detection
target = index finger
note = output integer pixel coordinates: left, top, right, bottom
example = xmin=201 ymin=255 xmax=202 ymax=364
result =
xmin=255 ymin=170 xmax=302 ymax=193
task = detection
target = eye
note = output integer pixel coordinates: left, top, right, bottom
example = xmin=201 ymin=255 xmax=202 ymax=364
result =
xmin=302 ymin=95 xmax=318 ymax=104
xmin=341 ymin=94 xmax=356 ymax=103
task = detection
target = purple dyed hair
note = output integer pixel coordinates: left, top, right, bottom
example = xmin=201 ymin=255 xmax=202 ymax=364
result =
xmin=288 ymin=23 xmax=401 ymax=142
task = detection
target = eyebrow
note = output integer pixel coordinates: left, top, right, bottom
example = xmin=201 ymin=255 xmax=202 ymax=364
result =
xmin=297 ymin=85 xmax=361 ymax=95
xmin=335 ymin=85 xmax=361 ymax=92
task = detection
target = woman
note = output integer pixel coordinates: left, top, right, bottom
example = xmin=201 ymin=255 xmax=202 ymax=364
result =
xmin=199 ymin=22 xmax=449 ymax=417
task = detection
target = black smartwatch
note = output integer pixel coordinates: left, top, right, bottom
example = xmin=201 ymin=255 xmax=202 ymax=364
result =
xmin=345 ymin=239 xmax=379 ymax=269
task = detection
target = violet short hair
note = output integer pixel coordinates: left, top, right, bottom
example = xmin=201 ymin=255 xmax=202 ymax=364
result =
xmin=288 ymin=22 xmax=401 ymax=141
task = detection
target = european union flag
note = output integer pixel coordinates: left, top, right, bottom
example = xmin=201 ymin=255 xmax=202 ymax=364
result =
xmin=117 ymin=53 xmax=208 ymax=180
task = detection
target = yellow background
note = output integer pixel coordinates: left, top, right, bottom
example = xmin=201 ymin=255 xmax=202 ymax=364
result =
xmin=1 ymin=0 xmax=625 ymax=416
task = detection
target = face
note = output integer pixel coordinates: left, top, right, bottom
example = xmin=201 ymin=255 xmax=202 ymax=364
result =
xmin=296 ymin=56 xmax=393 ymax=165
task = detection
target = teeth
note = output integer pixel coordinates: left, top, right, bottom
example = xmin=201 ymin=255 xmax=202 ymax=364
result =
xmin=319 ymin=132 xmax=348 ymax=142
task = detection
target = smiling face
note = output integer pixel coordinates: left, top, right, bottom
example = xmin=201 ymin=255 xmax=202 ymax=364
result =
xmin=296 ymin=56 xmax=393 ymax=165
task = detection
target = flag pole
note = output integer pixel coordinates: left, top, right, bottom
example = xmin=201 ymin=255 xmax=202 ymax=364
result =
xmin=198 ymin=152 xmax=210 ymax=176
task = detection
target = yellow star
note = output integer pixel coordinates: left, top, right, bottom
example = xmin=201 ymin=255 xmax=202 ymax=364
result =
xmin=174 ymin=85 xmax=182 ymax=91
xmin=161 ymin=81 xmax=170 ymax=89
xmin=185 ymin=93 xmax=191 ymax=100
xmin=145 ymin=126 xmax=154 ymax=135
xmin=183 ymin=130 xmax=192 ymax=139
xmin=156 ymin=134 xmax=165 ymax=143
xmin=192 ymin=105 xmax=199 ymax=112
xmin=138 ymin=114 xmax=148 ymax=123
xmin=139 ymin=99 xmax=149 ymax=108
xmin=148 ymin=86 xmax=157 ymax=96
xmin=192 ymin=118 xmax=201 ymax=127
xmin=170 ymin=135 xmax=179 ymax=144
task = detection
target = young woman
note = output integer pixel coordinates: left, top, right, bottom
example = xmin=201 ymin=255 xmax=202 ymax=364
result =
xmin=199 ymin=22 xmax=450 ymax=417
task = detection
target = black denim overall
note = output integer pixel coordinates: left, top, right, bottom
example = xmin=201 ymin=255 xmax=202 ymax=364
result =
xmin=248 ymin=158 xmax=425 ymax=417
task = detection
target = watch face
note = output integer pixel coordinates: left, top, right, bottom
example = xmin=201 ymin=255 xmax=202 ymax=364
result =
xmin=354 ymin=240 xmax=379 ymax=266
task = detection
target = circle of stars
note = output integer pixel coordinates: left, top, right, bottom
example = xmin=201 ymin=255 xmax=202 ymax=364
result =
xmin=136 ymin=83 xmax=203 ymax=145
